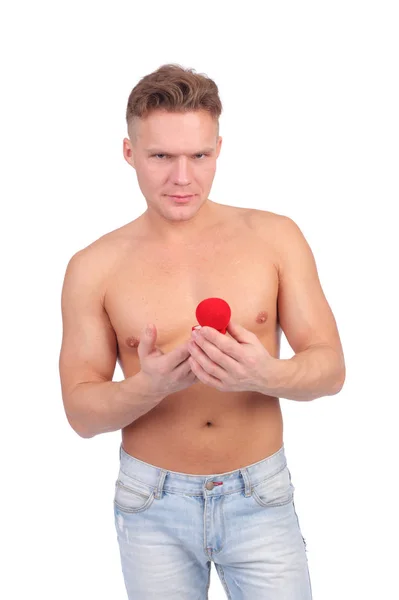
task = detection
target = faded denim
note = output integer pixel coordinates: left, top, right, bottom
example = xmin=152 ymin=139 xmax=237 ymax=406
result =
xmin=114 ymin=443 xmax=312 ymax=599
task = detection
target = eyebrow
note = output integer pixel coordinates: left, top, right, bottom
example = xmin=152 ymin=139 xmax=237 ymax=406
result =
xmin=145 ymin=147 xmax=215 ymax=155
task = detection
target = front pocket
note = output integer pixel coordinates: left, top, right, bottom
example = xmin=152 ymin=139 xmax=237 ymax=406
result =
xmin=113 ymin=471 xmax=155 ymax=513
xmin=251 ymin=465 xmax=294 ymax=508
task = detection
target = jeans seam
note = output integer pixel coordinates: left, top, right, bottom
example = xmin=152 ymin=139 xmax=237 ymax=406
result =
xmin=252 ymin=462 xmax=287 ymax=486
xmin=114 ymin=481 xmax=155 ymax=513
xmin=215 ymin=564 xmax=232 ymax=600
xmin=251 ymin=489 xmax=294 ymax=508
xmin=115 ymin=480 xmax=151 ymax=499
xmin=118 ymin=469 xmax=157 ymax=490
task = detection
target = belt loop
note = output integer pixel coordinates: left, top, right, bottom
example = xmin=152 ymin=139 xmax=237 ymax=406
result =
xmin=240 ymin=468 xmax=252 ymax=497
xmin=119 ymin=444 xmax=121 ymax=460
xmin=154 ymin=469 xmax=167 ymax=500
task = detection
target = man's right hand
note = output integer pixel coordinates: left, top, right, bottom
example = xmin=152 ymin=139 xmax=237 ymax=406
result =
xmin=137 ymin=323 xmax=199 ymax=398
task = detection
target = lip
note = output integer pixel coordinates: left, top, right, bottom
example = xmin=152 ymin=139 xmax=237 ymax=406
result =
xmin=168 ymin=194 xmax=195 ymax=203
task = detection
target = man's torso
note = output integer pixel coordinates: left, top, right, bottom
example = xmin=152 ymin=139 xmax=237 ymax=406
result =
xmin=96 ymin=203 xmax=285 ymax=474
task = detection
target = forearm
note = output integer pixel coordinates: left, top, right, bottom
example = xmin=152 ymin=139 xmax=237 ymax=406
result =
xmin=261 ymin=344 xmax=346 ymax=401
xmin=66 ymin=372 xmax=164 ymax=438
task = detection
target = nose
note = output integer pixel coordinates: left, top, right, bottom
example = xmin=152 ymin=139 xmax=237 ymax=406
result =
xmin=171 ymin=156 xmax=191 ymax=186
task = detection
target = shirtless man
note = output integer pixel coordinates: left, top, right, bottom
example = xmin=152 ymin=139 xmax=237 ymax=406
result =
xmin=59 ymin=64 xmax=345 ymax=599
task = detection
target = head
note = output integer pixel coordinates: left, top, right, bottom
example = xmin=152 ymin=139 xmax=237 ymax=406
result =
xmin=123 ymin=64 xmax=223 ymax=231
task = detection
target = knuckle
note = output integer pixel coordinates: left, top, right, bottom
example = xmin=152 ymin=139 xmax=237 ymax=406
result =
xmin=208 ymin=364 xmax=218 ymax=377
xmin=245 ymin=354 xmax=257 ymax=366
xmin=159 ymin=364 xmax=168 ymax=377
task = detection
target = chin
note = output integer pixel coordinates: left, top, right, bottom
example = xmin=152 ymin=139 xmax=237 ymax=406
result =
xmin=168 ymin=208 xmax=199 ymax=221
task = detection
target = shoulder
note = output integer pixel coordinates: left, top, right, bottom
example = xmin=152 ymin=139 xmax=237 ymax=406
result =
xmin=248 ymin=209 xmax=314 ymax=273
xmin=250 ymin=208 xmax=307 ymax=243
xmin=63 ymin=221 xmax=138 ymax=302
xmin=73 ymin=218 xmax=141 ymax=262
xmin=249 ymin=207 xmax=294 ymax=228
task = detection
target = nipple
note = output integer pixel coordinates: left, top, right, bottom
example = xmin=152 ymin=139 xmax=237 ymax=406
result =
xmin=256 ymin=311 xmax=268 ymax=324
xmin=126 ymin=336 xmax=140 ymax=348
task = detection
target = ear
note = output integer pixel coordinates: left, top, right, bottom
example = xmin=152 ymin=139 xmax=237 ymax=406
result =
xmin=123 ymin=137 xmax=136 ymax=169
xmin=216 ymin=136 xmax=223 ymax=159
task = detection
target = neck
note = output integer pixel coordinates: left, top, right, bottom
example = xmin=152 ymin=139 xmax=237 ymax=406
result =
xmin=141 ymin=199 xmax=222 ymax=245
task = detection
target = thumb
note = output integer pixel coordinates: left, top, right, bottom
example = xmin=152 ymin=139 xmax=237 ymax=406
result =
xmin=138 ymin=323 xmax=157 ymax=356
xmin=145 ymin=323 xmax=158 ymax=344
xmin=146 ymin=324 xmax=154 ymax=336
xmin=226 ymin=320 xmax=253 ymax=343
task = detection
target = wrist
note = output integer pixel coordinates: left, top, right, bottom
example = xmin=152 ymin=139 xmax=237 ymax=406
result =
xmin=255 ymin=357 xmax=293 ymax=397
xmin=121 ymin=371 xmax=165 ymax=405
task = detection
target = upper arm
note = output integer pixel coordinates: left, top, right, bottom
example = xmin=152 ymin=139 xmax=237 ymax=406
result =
xmin=275 ymin=216 xmax=344 ymax=358
xmin=59 ymin=249 xmax=117 ymax=418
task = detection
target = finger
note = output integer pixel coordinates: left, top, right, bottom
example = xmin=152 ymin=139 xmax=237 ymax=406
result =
xmin=189 ymin=357 xmax=224 ymax=391
xmin=196 ymin=327 xmax=243 ymax=361
xmin=137 ymin=324 xmax=156 ymax=358
xmin=175 ymin=355 xmax=193 ymax=376
xmin=191 ymin=336 xmax=238 ymax=372
xmin=189 ymin=341 xmax=229 ymax=381
xmin=167 ymin=342 xmax=192 ymax=370
xmin=226 ymin=320 xmax=256 ymax=343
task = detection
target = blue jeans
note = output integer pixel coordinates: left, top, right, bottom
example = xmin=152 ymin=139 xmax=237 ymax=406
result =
xmin=114 ymin=443 xmax=312 ymax=599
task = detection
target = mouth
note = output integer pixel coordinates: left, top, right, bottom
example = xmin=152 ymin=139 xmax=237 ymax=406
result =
xmin=167 ymin=194 xmax=195 ymax=203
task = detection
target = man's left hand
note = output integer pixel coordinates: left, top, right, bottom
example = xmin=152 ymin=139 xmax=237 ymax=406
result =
xmin=188 ymin=321 xmax=276 ymax=393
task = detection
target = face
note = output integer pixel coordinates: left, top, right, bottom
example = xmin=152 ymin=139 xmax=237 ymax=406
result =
xmin=123 ymin=110 xmax=222 ymax=225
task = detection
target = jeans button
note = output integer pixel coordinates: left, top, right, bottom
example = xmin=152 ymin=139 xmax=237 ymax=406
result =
xmin=205 ymin=481 xmax=215 ymax=490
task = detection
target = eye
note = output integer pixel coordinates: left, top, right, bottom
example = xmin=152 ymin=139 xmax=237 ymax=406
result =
xmin=151 ymin=153 xmax=209 ymax=160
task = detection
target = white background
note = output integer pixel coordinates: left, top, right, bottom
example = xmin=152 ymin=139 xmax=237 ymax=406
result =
xmin=1 ymin=1 xmax=398 ymax=598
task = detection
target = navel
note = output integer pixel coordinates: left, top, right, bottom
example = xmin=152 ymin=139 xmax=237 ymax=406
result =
xmin=126 ymin=336 xmax=140 ymax=348
xmin=255 ymin=311 xmax=268 ymax=324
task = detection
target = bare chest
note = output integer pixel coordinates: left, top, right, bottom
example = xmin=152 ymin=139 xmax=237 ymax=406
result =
xmin=104 ymin=224 xmax=281 ymax=373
